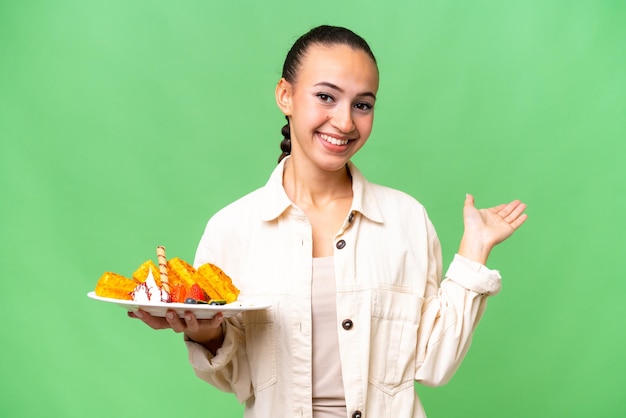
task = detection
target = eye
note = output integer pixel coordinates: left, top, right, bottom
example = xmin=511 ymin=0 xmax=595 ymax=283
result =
xmin=354 ymin=102 xmax=373 ymax=112
xmin=316 ymin=93 xmax=335 ymax=104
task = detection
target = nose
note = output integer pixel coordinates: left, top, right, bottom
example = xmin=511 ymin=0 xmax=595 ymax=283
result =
xmin=330 ymin=104 xmax=355 ymax=133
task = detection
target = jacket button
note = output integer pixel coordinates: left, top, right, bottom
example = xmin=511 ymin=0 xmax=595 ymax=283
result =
xmin=348 ymin=212 xmax=355 ymax=223
xmin=336 ymin=239 xmax=346 ymax=249
xmin=352 ymin=411 xmax=362 ymax=418
xmin=342 ymin=319 xmax=353 ymax=330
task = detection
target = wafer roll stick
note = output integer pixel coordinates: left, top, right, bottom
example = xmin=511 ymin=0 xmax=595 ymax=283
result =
xmin=157 ymin=246 xmax=171 ymax=302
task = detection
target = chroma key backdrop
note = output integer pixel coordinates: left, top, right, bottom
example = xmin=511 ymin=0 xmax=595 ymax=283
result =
xmin=1 ymin=1 xmax=625 ymax=417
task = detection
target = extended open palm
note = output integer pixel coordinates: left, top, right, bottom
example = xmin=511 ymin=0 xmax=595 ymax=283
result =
xmin=458 ymin=194 xmax=528 ymax=264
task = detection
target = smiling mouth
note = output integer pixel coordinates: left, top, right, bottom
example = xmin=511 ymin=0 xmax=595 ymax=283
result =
xmin=319 ymin=133 xmax=350 ymax=146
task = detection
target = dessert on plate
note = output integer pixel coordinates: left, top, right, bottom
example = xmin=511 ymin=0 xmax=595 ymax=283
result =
xmin=94 ymin=246 xmax=240 ymax=304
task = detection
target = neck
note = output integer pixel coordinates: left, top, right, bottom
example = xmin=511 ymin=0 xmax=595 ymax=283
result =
xmin=282 ymin=157 xmax=352 ymax=208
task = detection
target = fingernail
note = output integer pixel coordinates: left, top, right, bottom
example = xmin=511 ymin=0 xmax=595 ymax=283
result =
xmin=134 ymin=310 xmax=143 ymax=318
xmin=185 ymin=314 xmax=192 ymax=322
xmin=166 ymin=312 xmax=174 ymax=320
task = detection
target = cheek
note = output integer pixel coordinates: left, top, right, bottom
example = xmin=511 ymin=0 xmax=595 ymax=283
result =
xmin=296 ymin=102 xmax=329 ymax=125
xmin=356 ymin=114 xmax=375 ymax=137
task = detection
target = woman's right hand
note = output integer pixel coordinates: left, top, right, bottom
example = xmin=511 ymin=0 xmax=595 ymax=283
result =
xmin=128 ymin=309 xmax=225 ymax=354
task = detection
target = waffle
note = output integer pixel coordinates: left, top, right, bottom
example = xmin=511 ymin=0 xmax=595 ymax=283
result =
xmin=193 ymin=263 xmax=240 ymax=304
xmin=95 ymin=271 xmax=136 ymax=300
xmin=167 ymin=257 xmax=196 ymax=289
xmin=132 ymin=260 xmax=161 ymax=287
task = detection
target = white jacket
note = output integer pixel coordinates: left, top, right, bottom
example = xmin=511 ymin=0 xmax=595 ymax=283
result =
xmin=187 ymin=158 xmax=502 ymax=418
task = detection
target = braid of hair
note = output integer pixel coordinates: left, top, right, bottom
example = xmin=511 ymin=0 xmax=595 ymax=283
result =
xmin=278 ymin=116 xmax=291 ymax=163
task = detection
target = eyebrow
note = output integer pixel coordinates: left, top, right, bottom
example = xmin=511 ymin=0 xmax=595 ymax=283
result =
xmin=314 ymin=82 xmax=377 ymax=100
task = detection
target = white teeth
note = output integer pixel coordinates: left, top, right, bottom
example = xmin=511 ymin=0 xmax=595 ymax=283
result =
xmin=319 ymin=133 xmax=349 ymax=146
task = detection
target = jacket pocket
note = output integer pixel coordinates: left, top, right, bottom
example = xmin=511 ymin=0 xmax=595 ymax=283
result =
xmin=369 ymin=289 xmax=423 ymax=395
xmin=242 ymin=307 xmax=277 ymax=391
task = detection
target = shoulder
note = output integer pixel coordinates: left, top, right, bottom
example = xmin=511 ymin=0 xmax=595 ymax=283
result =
xmin=370 ymin=182 xmax=426 ymax=208
xmin=350 ymin=164 xmax=437 ymax=238
xmin=205 ymin=186 xmax=265 ymax=229
xmin=356 ymin=170 xmax=429 ymax=220
xmin=193 ymin=186 xmax=267 ymax=268
xmin=370 ymin=182 xmax=433 ymax=227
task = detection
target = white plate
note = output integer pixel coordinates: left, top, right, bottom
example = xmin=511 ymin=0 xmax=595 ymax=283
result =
xmin=87 ymin=291 xmax=270 ymax=319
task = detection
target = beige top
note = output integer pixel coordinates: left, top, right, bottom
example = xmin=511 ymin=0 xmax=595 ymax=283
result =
xmin=312 ymin=256 xmax=347 ymax=418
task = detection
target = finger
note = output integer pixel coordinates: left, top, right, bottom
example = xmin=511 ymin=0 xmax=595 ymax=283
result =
xmin=184 ymin=312 xmax=224 ymax=333
xmin=510 ymin=213 xmax=528 ymax=230
xmin=128 ymin=309 xmax=171 ymax=330
xmin=183 ymin=312 xmax=200 ymax=333
xmin=505 ymin=202 xmax=527 ymax=223
xmin=165 ymin=310 xmax=187 ymax=333
xmin=464 ymin=193 xmax=475 ymax=208
xmin=489 ymin=203 xmax=507 ymax=213
xmin=497 ymin=199 xmax=522 ymax=218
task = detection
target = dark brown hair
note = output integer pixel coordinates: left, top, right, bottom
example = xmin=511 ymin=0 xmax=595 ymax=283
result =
xmin=277 ymin=25 xmax=377 ymax=163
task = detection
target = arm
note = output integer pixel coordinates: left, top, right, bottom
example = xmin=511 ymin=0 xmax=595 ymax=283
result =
xmin=415 ymin=195 xmax=527 ymax=385
xmin=182 ymin=214 xmax=254 ymax=402
xmin=128 ymin=310 xmax=225 ymax=355
xmin=127 ymin=309 xmax=253 ymax=400
xmin=415 ymin=252 xmax=501 ymax=386
xmin=127 ymin=218 xmax=254 ymax=401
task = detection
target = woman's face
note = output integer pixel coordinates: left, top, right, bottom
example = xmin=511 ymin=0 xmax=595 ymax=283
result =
xmin=276 ymin=43 xmax=379 ymax=173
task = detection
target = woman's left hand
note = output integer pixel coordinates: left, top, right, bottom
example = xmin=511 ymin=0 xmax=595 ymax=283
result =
xmin=458 ymin=194 xmax=528 ymax=264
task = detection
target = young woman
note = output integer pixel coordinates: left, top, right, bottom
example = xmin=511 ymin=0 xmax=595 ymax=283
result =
xmin=130 ymin=25 xmax=527 ymax=418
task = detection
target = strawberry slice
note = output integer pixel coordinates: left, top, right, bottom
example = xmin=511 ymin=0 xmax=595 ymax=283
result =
xmin=188 ymin=284 xmax=207 ymax=302
xmin=170 ymin=284 xmax=187 ymax=303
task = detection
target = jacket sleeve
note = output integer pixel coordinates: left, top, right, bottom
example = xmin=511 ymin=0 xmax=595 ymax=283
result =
xmin=183 ymin=212 xmax=254 ymax=403
xmin=184 ymin=315 xmax=254 ymax=403
xmin=414 ymin=230 xmax=502 ymax=387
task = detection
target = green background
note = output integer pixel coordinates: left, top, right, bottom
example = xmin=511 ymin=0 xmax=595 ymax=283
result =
xmin=2 ymin=0 xmax=625 ymax=417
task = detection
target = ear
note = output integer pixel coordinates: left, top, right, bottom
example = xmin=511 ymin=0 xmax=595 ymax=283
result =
xmin=275 ymin=78 xmax=293 ymax=116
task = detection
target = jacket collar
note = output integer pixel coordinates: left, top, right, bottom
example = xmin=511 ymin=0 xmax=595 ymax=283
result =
xmin=260 ymin=157 xmax=384 ymax=224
